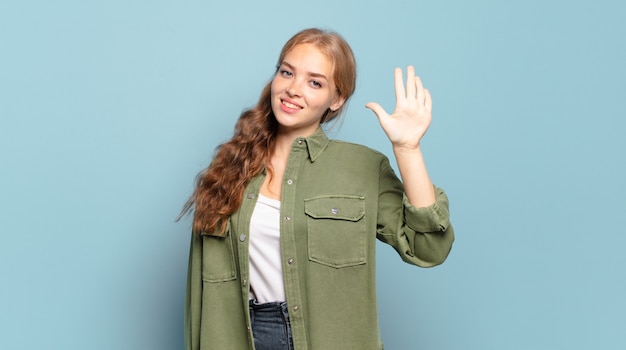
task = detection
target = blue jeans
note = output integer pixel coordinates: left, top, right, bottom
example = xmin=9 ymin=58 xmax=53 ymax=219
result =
xmin=249 ymin=299 xmax=294 ymax=350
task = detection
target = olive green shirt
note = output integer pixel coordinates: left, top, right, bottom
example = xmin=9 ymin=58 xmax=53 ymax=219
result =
xmin=185 ymin=128 xmax=454 ymax=350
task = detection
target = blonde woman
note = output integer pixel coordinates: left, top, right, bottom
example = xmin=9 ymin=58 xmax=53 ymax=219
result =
xmin=181 ymin=27 xmax=454 ymax=350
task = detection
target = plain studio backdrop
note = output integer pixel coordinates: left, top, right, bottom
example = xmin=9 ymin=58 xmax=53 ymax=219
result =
xmin=1 ymin=1 xmax=625 ymax=349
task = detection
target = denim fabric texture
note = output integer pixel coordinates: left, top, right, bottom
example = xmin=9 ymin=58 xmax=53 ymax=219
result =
xmin=249 ymin=300 xmax=294 ymax=350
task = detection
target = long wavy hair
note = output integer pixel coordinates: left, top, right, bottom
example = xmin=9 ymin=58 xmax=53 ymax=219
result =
xmin=180 ymin=28 xmax=357 ymax=235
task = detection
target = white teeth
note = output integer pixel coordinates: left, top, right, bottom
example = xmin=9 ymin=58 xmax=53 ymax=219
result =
xmin=282 ymin=100 xmax=300 ymax=109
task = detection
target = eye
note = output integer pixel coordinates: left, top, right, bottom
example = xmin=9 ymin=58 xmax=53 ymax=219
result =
xmin=310 ymin=80 xmax=323 ymax=88
xmin=279 ymin=69 xmax=293 ymax=78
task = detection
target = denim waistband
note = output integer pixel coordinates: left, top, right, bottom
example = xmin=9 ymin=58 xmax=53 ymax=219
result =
xmin=249 ymin=299 xmax=288 ymax=311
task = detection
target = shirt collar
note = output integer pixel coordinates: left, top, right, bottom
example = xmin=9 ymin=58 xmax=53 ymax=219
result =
xmin=297 ymin=127 xmax=330 ymax=163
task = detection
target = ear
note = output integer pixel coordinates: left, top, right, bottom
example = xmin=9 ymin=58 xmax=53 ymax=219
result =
xmin=329 ymin=95 xmax=346 ymax=112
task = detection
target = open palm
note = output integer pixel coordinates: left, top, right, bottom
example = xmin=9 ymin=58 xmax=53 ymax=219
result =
xmin=366 ymin=66 xmax=432 ymax=150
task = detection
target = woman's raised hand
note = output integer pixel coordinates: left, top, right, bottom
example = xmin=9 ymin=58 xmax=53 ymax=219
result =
xmin=366 ymin=66 xmax=432 ymax=150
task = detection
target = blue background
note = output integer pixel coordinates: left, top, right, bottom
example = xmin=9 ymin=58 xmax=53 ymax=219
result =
xmin=1 ymin=0 xmax=625 ymax=349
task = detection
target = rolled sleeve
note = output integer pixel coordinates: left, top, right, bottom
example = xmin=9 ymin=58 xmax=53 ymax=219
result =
xmin=404 ymin=187 xmax=451 ymax=234
xmin=376 ymin=156 xmax=455 ymax=267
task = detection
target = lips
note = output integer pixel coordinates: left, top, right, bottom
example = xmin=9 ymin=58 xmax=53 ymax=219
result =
xmin=280 ymin=98 xmax=303 ymax=113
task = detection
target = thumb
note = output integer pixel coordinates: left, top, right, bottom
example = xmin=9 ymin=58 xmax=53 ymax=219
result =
xmin=365 ymin=102 xmax=387 ymax=119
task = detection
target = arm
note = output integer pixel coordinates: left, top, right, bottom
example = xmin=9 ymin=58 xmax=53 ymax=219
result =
xmin=366 ymin=66 xmax=435 ymax=208
xmin=369 ymin=66 xmax=453 ymax=266
xmin=376 ymin=157 xmax=454 ymax=267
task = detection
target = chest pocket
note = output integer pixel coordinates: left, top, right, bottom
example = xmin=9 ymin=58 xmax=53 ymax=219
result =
xmin=304 ymin=195 xmax=366 ymax=268
xmin=201 ymin=232 xmax=237 ymax=283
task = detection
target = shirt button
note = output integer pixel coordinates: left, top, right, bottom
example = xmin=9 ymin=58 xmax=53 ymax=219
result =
xmin=239 ymin=234 xmax=247 ymax=242
xmin=293 ymin=305 xmax=299 ymax=312
xmin=297 ymin=139 xmax=303 ymax=145
xmin=284 ymin=216 xmax=291 ymax=221
xmin=287 ymin=258 xmax=294 ymax=265
xmin=247 ymin=193 xmax=256 ymax=199
xmin=243 ymin=279 xmax=247 ymax=286
xmin=331 ymin=207 xmax=339 ymax=215
xmin=286 ymin=179 xmax=293 ymax=185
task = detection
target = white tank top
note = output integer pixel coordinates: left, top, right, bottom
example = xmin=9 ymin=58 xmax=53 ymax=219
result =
xmin=248 ymin=194 xmax=285 ymax=302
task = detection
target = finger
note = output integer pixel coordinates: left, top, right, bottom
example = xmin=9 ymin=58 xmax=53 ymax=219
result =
xmin=365 ymin=102 xmax=388 ymax=119
xmin=424 ymin=88 xmax=432 ymax=111
xmin=406 ymin=66 xmax=416 ymax=99
xmin=415 ymin=75 xmax=425 ymax=104
xmin=394 ymin=67 xmax=405 ymax=102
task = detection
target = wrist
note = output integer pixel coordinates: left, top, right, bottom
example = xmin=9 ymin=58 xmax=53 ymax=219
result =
xmin=392 ymin=143 xmax=422 ymax=154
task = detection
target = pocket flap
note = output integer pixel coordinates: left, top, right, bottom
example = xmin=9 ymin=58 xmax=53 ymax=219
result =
xmin=304 ymin=195 xmax=365 ymax=221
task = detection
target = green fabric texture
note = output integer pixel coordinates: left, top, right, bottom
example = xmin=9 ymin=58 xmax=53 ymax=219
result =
xmin=185 ymin=128 xmax=454 ymax=350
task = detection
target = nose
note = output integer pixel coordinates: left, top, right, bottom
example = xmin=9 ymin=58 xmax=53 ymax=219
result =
xmin=287 ymin=79 xmax=302 ymax=97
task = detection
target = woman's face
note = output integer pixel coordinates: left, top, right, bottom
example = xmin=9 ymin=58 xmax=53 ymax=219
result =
xmin=271 ymin=43 xmax=345 ymax=137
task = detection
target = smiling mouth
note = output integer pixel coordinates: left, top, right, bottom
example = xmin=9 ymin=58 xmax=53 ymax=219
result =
xmin=281 ymin=99 xmax=302 ymax=110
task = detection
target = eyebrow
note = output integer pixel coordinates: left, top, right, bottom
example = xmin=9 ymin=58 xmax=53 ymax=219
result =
xmin=281 ymin=61 xmax=329 ymax=81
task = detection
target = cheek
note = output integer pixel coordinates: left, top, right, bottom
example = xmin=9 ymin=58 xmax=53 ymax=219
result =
xmin=270 ymin=80 xmax=280 ymax=101
xmin=270 ymin=75 xmax=286 ymax=92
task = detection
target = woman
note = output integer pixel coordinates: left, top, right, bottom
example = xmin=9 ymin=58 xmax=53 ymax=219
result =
xmin=181 ymin=28 xmax=454 ymax=350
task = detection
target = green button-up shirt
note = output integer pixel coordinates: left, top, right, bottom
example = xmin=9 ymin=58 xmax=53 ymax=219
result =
xmin=185 ymin=128 xmax=454 ymax=350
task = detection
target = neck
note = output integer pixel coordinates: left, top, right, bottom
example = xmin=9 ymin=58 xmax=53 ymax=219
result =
xmin=273 ymin=126 xmax=317 ymax=156
xmin=271 ymin=137 xmax=291 ymax=161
